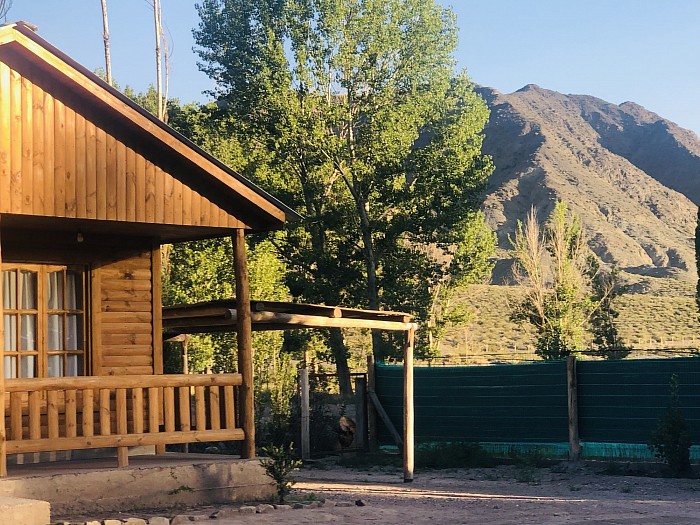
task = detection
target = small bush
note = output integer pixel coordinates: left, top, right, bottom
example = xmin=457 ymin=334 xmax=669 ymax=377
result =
xmin=260 ymin=443 xmax=303 ymax=503
xmin=648 ymin=374 xmax=692 ymax=477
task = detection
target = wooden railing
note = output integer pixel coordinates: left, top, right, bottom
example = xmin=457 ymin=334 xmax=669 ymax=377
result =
xmin=1 ymin=373 xmax=244 ymax=474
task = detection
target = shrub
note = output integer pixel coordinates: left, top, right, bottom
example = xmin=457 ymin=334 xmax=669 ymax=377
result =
xmin=260 ymin=443 xmax=303 ymax=503
xmin=649 ymin=374 xmax=692 ymax=477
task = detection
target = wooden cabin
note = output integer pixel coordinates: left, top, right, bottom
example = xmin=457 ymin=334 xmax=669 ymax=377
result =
xmin=0 ymin=21 xmax=301 ymax=477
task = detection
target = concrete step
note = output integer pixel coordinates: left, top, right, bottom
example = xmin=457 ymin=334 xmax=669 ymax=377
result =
xmin=0 ymin=496 xmax=50 ymax=525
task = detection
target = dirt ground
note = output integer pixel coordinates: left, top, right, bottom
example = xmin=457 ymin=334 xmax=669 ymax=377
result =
xmin=62 ymin=462 xmax=700 ymax=524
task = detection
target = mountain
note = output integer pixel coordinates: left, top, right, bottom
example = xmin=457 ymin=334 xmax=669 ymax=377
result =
xmin=476 ymin=84 xmax=700 ymax=282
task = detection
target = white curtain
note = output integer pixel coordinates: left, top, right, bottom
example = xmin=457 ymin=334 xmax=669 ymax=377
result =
xmin=48 ymin=355 xmax=62 ymax=377
xmin=4 ymin=314 xmax=16 ymax=351
xmin=47 ymin=271 xmax=63 ymax=310
xmin=66 ymin=272 xmax=79 ymax=310
xmin=20 ymin=270 xmax=36 ymax=309
xmin=4 ymin=356 xmax=16 ymax=379
xmin=47 ymin=314 xmax=63 ymax=351
xmin=3 ymin=270 xmax=16 ymax=309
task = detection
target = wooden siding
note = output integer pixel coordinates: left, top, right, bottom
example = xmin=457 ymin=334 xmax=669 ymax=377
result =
xmin=0 ymin=60 xmax=243 ymax=229
xmin=94 ymin=250 xmax=155 ymax=376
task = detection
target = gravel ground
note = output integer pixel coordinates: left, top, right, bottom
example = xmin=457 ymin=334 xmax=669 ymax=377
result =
xmin=55 ymin=462 xmax=700 ymax=524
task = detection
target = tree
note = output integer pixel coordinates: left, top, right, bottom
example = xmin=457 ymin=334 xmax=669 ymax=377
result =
xmin=99 ymin=0 xmax=112 ymax=86
xmin=587 ymin=258 xmax=629 ymax=359
xmin=426 ymin=210 xmax=496 ymax=355
xmin=510 ymin=202 xmax=594 ymax=359
xmin=649 ymin=374 xmax=691 ymax=477
xmin=193 ymin=0 xmax=494 ymax=391
xmin=0 ymin=1 xmax=12 ymax=21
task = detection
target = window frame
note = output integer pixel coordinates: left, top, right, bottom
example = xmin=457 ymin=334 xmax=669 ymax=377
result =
xmin=2 ymin=263 xmax=89 ymax=379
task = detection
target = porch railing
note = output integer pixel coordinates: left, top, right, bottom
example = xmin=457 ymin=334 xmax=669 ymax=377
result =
xmin=1 ymin=373 xmax=243 ymax=475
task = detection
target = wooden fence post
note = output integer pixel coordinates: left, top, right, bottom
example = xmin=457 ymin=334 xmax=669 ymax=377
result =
xmin=0 ymin=220 xmax=6 ymax=477
xmin=367 ymin=354 xmax=378 ymax=451
xmin=299 ymin=368 xmax=310 ymax=461
xmin=403 ymin=328 xmax=415 ymax=482
xmin=354 ymin=376 xmax=367 ymax=451
xmin=567 ymin=355 xmax=581 ymax=461
xmin=233 ymin=230 xmax=255 ymax=459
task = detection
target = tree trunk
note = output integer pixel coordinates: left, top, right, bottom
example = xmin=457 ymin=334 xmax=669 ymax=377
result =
xmin=328 ymin=328 xmax=353 ymax=397
xmin=153 ymin=0 xmax=164 ymax=121
xmin=100 ymin=0 xmax=112 ymax=86
xmin=355 ymin=186 xmax=383 ymax=359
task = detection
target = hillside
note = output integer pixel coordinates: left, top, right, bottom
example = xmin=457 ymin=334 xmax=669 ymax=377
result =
xmin=476 ymin=84 xmax=700 ymax=282
xmin=440 ymin=86 xmax=700 ymax=362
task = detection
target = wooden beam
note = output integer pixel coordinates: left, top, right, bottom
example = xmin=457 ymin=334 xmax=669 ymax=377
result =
xmin=6 ymin=428 xmax=245 ymax=454
xmin=0 ymin=216 xmax=6 ymax=477
xmin=228 ymin=309 xmax=417 ymax=332
xmin=233 ymin=230 xmax=255 ymax=458
xmin=567 ymin=355 xmax=580 ymax=461
xmin=403 ymin=327 xmax=415 ymax=482
xmin=299 ymin=368 xmax=310 ymax=461
xmin=367 ymin=355 xmax=377 ymax=452
xmin=151 ymin=244 xmax=163 ymax=375
xmin=5 ymin=373 xmax=242 ymax=392
xmin=367 ymin=390 xmax=402 ymax=448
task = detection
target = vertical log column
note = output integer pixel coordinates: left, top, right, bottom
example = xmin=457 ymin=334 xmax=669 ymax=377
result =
xmin=403 ymin=327 xmax=415 ymax=482
xmin=233 ymin=229 xmax=255 ymax=458
xmin=0 ymin=218 xmax=6 ymax=477
xmin=567 ymin=355 xmax=580 ymax=461
xmin=367 ymin=354 xmax=377 ymax=451
xmin=299 ymin=368 xmax=310 ymax=460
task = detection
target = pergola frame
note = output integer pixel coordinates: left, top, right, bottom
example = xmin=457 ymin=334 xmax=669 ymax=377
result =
xmin=163 ymin=292 xmax=418 ymax=481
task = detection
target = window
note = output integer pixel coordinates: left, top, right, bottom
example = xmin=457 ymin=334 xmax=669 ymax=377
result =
xmin=3 ymin=265 xmax=86 ymax=379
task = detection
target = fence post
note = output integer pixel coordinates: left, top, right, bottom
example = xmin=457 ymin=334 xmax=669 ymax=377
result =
xmin=403 ymin=328 xmax=415 ymax=482
xmin=567 ymin=355 xmax=581 ymax=461
xmin=300 ymin=368 xmax=310 ymax=461
xmin=367 ymin=355 xmax=378 ymax=451
xmin=355 ymin=376 xmax=367 ymax=451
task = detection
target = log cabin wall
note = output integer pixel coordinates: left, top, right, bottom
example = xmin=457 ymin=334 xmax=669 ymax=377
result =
xmin=1 ymin=229 xmax=159 ymax=378
xmin=93 ymin=248 xmax=157 ymax=377
xmin=0 ymin=56 xmax=243 ymax=230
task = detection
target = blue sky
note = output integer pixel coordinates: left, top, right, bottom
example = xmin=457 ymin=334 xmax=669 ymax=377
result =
xmin=6 ymin=1 xmax=700 ymax=135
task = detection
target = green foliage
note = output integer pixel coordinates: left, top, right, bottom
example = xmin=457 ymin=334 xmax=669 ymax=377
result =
xmin=426 ymin=211 xmax=497 ymax=355
xmin=260 ymin=443 xmax=303 ymax=503
xmin=194 ymin=0 xmax=495 ymax=371
xmin=649 ymin=374 xmax=692 ymax=477
xmin=511 ymin=203 xmax=594 ymax=359
xmin=587 ymin=258 xmax=630 ymax=359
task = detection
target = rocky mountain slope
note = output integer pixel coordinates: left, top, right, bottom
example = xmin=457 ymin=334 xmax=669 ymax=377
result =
xmin=477 ymin=84 xmax=700 ymax=282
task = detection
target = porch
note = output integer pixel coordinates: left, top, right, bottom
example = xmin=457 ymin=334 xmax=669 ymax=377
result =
xmin=0 ymin=373 xmax=246 ymax=475
xmin=0 ymin=453 xmax=273 ymax=516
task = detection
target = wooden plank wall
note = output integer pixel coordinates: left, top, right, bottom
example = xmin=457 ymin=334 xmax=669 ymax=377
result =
xmin=0 ymin=60 xmax=241 ymax=229
xmin=93 ymin=250 xmax=154 ymax=376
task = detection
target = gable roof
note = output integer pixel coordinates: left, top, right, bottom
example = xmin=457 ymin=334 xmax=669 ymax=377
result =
xmin=0 ymin=21 xmax=301 ymax=236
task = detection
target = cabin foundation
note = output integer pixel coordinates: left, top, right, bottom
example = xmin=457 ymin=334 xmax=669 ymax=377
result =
xmin=0 ymin=453 xmax=274 ymax=516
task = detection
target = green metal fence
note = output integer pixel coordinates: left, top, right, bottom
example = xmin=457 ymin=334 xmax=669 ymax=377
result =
xmin=374 ymin=357 xmax=700 ymax=460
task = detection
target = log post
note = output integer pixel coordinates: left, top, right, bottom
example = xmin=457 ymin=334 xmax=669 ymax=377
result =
xmin=233 ymin=229 xmax=255 ymax=458
xmin=0 ymin=218 xmax=6 ymax=477
xmin=299 ymin=368 xmax=310 ymax=460
xmin=567 ymin=355 xmax=580 ymax=461
xmin=403 ymin=327 xmax=415 ymax=482
xmin=354 ymin=376 xmax=367 ymax=451
xmin=367 ymin=354 xmax=377 ymax=451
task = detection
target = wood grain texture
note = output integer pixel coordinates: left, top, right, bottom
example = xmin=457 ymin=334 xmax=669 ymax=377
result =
xmin=0 ymin=64 xmax=250 ymax=229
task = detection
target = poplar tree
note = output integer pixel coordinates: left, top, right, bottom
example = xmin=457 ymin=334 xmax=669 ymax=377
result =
xmin=194 ymin=0 xmax=494 ymax=391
